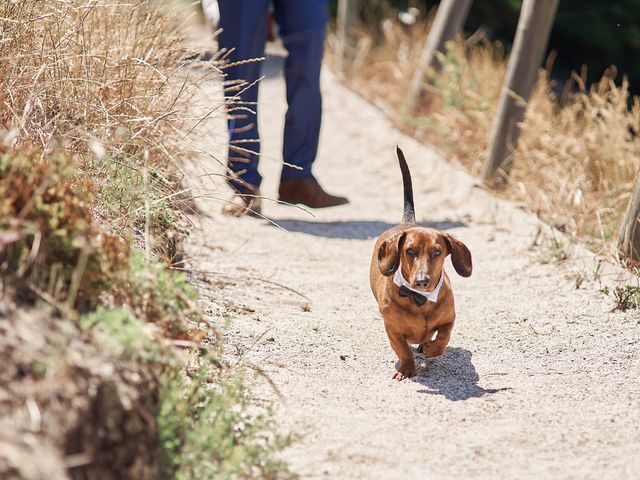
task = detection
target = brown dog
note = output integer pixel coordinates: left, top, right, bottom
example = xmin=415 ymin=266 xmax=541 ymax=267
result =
xmin=370 ymin=147 xmax=473 ymax=380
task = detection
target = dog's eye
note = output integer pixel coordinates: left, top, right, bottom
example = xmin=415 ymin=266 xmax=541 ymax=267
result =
xmin=431 ymin=250 xmax=441 ymax=257
xmin=406 ymin=248 xmax=416 ymax=257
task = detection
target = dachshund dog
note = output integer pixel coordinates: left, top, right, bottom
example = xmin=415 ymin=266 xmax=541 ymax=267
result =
xmin=370 ymin=147 xmax=473 ymax=380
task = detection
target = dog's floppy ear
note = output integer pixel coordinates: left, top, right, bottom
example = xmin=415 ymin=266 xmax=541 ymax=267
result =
xmin=443 ymin=233 xmax=472 ymax=277
xmin=377 ymin=231 xmax=406 ymax=276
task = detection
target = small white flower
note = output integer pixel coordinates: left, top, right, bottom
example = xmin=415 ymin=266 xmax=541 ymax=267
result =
xmin=398 ymin=8 xmax=420 ymax=26
xmin=89 ymin=139 xmax=105 ymax=160
xmin=572 ymin=187 xmax=583 ymax=207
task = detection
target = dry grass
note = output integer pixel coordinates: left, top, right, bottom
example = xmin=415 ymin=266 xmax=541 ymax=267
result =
xmin=0 ymin=0 xmax=208 ymax=313
xmin=1 ymin=0 xmax=187 ymax=153
xmin=336 ymin=17 xmax=640 ymax=257
xmin=515 ymin=71 xmax=640 ymax=251
xmin=0 ymin=0 xmax=209 ymax=254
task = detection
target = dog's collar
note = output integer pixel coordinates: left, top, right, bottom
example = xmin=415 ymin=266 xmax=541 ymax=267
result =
xmin=393 ymin=266 xmax=444 ymax=306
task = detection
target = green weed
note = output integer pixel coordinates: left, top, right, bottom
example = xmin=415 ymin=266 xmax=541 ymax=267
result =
xmin=158 ymin=359 xmax=293 ymax=480
xmin=602 ymin=284 xmax=640 ymax=311
xmin=81 ymin=307 xmax=151 ymax=353
xmin=125 ymin=254 xmax=199 ymax=338
xmin=402 ymin=113 xmax=440 ymax=133
xmin=97 ymin=158 xmax=187 ymax=252
xmin=434 ymin=42 xmax=467 ymax=109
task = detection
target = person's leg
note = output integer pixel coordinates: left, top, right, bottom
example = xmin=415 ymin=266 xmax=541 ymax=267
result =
xmin=273 ymin=0 xmax=327 ymax=181
xmin=273 ymin=0 xmax=348 ymax=208
xmin=218 ymin=0 xmax=269 ymax=194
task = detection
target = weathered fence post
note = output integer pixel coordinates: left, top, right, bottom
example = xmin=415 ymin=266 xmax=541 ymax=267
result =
xmin=336 ymin=0 xmax=358 ymax=73
xmin=481 ymin=0 xmax=558 ymax=183
xmin=618 ymin=176 xmax=640 ymax=261
xmin=406 ymin=0 xmax=473 ymax=112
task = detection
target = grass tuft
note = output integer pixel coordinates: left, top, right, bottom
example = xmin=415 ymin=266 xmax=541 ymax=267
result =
xmin=602 ymin=284 xmax=640 ymax=311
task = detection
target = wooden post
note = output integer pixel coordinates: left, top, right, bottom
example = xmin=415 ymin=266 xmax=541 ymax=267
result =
xmin=481 ymin=0 xmax=558 ymax=183
xmin=618 ymin=175 xmax=640 ymax=261
xmin=337 ymin=0 xmax=358 ymax=73
xmin=406 ymin=0 xmax=473 ymax=112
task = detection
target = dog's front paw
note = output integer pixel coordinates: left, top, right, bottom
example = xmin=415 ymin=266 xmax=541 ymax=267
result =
xmin=392 ymin=363 xmax=416 ymax=381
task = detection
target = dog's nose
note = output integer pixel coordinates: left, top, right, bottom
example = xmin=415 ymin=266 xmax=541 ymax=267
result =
xmin=415 ymin=275 xmax=430 ymax=288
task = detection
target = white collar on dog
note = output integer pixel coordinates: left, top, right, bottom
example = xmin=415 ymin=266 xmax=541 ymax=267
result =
xmin=393 ymin=265 xmax=444 ymax=303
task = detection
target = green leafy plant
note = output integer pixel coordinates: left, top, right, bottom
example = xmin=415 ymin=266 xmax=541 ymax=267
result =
xmin=0 ymin=145 xmax=130 ymax=311
xmin=158 ymin=359 xmax=294 ymax=480
xmin=81 ymin=307 xmax=151 ymax=353
xmin=434 ymin=42 xmax=468 ymax=109
xmin=123 ymin=254 xmax=199 ymax=338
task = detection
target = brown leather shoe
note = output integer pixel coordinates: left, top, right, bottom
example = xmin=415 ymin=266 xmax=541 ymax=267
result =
xmin=222 ymin=191 xmax=262 ymax=217
xmin=278 ymin=178 xmax=349 ymax=208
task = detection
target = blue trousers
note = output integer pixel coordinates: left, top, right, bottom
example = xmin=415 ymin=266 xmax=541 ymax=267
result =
xmin=218 ymin=0 xmax=328 ymax=193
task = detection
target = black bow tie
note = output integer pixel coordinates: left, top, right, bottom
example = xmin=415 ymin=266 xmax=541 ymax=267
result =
xmin=398 ymin=285 xmax=428 ymax=306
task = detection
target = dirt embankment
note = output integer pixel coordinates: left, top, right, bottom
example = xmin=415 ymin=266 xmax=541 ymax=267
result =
xmin=0 ymin=306 xmax=161 ymax=480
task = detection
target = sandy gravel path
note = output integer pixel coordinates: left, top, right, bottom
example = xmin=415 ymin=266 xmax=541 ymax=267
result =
xmin=185 ymin=54 xmax=640 ymax=479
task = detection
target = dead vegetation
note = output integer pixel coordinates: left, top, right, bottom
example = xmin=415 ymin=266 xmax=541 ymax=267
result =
xmin=334 ymin=13 xmax=640 ymax=260
xmin=0 ymin=0 xmax=198 ymax=258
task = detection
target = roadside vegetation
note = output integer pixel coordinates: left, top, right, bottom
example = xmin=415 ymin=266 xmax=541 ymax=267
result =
xmin=332 ymin=8 xmax=640 ymax=267
xmin=0 ymin=1 xmax=290 ymax=478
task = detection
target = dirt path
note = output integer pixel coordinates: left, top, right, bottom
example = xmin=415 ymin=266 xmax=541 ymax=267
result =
xmin=186 ymin=54 xmax=640 ymax=479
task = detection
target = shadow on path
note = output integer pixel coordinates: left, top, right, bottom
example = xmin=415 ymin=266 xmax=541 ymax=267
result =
xmin=265 ymin=219 xmax=466 ymax=240
xmin=412 ymin=347 xmax=510 ymax=401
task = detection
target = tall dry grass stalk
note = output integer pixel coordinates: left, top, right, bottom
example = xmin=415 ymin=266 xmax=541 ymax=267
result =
xmin=0 ymin=0 xmax=208 ymax=306
xmin=0 ymin=0 xmax=219 ymax=253
xmin=1 ymin=0 xmax=189 ymax=154
xmin=515 ymin=72 xmax=640 ymax=251
xmin=338 ymin=18 xmax=640 ymax=256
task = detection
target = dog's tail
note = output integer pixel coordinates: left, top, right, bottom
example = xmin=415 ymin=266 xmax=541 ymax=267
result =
xmin=396 ymin=146 xmax=416 ymax=224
